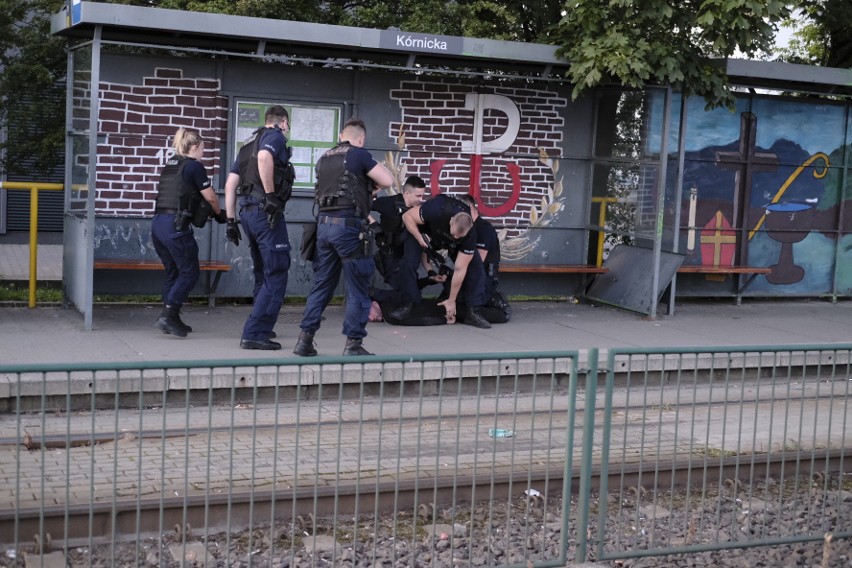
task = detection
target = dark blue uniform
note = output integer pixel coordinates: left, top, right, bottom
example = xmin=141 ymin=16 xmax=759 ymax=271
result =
xmin=420 ymin=195 xmax=487 ymax=310
xmin=472 ymin=215 xmax=500 ymax=300
xmin=151 ymin=157 xmax=210 ymax=309
xmin=371 ymin=194 xmax=421 ymax=306
xmin=231 ymin=128 xmax=292 ymax=342
xmin=299 ymin=145 xmax=377 ymax=342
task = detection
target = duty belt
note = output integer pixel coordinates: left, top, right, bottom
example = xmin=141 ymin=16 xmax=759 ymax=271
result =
xmin=155 ymin=208 xmax=178 ymax=214
xmin=318 ymin=215 xmax=363 ymax=228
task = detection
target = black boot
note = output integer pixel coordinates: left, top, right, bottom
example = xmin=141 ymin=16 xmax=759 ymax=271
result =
xmin=155 ymin=304 xmax=188 ymax=337
xmin=464 ymin=306 xmax=491 ymax=329
xmin=387 ymin=303 xmax=413 ymax=322
xmin=293 ymin=331 xmax=317 ymax=357
xmin=342 ymin=338 xmax=373 ymax=356
xmin=174 ymin=307 xmax=192 ymax=333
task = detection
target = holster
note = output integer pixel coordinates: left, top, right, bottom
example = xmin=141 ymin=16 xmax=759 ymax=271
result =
xmin=174 ymin=210 xmax=192 ymax=232
xmin=300 ymin=222 xmax=318 ymax=261
xmin=360 ymin=227 xmax=377 ymax=258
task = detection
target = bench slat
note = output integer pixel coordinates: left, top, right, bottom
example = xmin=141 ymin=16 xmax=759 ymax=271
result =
xmin=677 ymin=266 xmax=770 ymax=275
xmin=94 ymin=260 xmax=230 ymax=271
xmin=501 ymin=264 xmax=608 ymax=274
xmin=93 ymin=259 xmax=230 ymax=307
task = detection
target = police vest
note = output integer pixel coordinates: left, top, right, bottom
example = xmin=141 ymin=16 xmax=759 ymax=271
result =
xmin=378 ymin=194 xmax=408 ymax=247
xmin=315 ymin=142 xmax=370 ymax=217
xmin=237 ymin=127 xmax=294 ymax=201
xmin=428 ymin=195 xmax=470 ymax=250
xmin=155 ymin=156 xmax=192 ymax=211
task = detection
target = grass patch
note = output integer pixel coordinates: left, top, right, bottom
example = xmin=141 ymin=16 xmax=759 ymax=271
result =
xmin=0 ymin=281 xmax=63 ymax=303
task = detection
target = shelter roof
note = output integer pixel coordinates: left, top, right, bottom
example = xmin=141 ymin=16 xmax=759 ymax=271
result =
xmin=51 ymin=2 xmax=852 ymax=95
xmin=51 ymin=2 xmax=569 ymax=82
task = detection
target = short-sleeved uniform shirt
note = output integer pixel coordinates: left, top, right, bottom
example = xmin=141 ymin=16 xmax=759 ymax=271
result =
xmin=229 ymin=127 xmax=291 ymax=177
xmin=473 ymin=216 xmax=500 ymax=266
xmin=182 ymin=158 xmax=212 ymax=192
xmin=418 ymin=194 xmax=476 ymax=256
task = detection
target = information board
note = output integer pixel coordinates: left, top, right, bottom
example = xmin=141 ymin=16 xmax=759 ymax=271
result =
xmin=233 ymin=100 xmax=340 ymax=189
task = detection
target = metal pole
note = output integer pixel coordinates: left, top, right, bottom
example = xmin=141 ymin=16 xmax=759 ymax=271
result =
xmin=28 ymin=185 xmax=39 ymax=308
xmin=575 ymin=347 xmax=599 ymax=562
xmin=0 ymin=182 xmax=62 ymax=308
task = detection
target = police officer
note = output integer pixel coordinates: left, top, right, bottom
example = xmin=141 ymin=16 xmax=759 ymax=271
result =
xmin=224 ymin=106 xmax=295 ymax=350
xmin=293 ymin=118 xmax=393 ymax=357
xmin=370 ymin=175 xmax=427 ymax=308
xmin=457 ymin=194 xmax=510 ymax=322
xmin=152 ymin=127 xmax=226 ymax=337
xmin=402 ymin=193 xmax=491 ymax=328
xmin=457 ymin=194 xmax=500 ymax=297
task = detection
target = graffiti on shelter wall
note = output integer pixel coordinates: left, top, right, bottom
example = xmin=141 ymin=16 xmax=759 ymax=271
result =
xmin=679 ymin=96 xmax=851 ymax=295
xmin=387 ymin=79 xmax=568 ymax=261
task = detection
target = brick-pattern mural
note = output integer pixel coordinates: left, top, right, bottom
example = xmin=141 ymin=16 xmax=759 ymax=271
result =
xmin=96 ymin=68 xmax=228 ymax=215
xmin=388 ymin=78 xmax=567 ymax=237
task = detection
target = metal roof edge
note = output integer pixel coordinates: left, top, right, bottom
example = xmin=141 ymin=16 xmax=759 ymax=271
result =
xmin=51 ymin=1 xmax=566 ymax=66
xmin=726 ymin=58 xmax=852 ymax=88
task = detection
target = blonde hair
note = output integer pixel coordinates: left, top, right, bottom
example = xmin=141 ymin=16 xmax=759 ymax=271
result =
xmin=173 ymin=128 xmax=203 ymax=156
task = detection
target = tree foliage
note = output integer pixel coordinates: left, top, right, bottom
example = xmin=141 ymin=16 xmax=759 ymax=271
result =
xmin=7 ymin=0 xmax=851 ymax=181
xmin=776 ymin=0 xmax=852 ymax=68
xmin=0 ymin=0 xmax=66 ymax=178
xmin=549 ymin=0 xmax=792 ymax=109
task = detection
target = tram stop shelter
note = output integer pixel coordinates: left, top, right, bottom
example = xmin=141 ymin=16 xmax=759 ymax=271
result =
xmin=51 ymin=2 xmax=852 ymax=330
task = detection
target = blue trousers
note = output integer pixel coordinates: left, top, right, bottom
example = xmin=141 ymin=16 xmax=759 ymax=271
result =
xmin=300 ymin=220 xmax=374 ymax=340
xmin=374 ymin=235 xmax=422 ymax=306
xmin=151 ymin=213 xmax=199 ymax=308
xmin=443 ymin=252 xmax=487 ymax=309
xmin=239 ymin=204 xmax=291 ymax=341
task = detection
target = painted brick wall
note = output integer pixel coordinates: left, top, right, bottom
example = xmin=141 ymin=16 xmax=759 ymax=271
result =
xmin=96 ymin=68 xmax=228 ymax=215
xmin=389 ymin=78 xmax=566 ymax=232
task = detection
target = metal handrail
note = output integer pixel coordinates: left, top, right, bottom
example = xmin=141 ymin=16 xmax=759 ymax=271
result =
xmin=0 ymin=181 xmax=64 ymax=308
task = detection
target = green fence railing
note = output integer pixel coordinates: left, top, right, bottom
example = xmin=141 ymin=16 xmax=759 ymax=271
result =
xmin=0 ymin=346 xmax=849 ymax=567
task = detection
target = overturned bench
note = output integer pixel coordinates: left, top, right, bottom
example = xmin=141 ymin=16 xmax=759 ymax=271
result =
xmin=93 ymin=259 xmax=231 ymax=307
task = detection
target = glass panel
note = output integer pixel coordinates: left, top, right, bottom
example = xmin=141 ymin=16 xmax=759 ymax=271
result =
xmin=68 ymin=44 xmax=92 ymax=215
xmin=594 ymin=90 xmax=667 ymax=159
xmin=590 ymin=161 xmax=661 ymax=258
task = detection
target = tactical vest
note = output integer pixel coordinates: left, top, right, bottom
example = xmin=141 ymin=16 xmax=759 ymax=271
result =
xmin=379 ymin=194 xmax=407 ymax=238
xmin=315 ymin=142 xmax=370 ymax=217
xmin=376 ymin=193 xmax=411 ymax=252
xmin=428 ymin=195 xmax=470 ymax=250
xmin=237 ymin=127 xmax=294 ymax=201
xmin=155 ymin=156 xmax=191 ymax=211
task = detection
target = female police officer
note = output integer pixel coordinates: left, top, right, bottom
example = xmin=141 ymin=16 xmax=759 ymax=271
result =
xmin=151 ymin=127 xmax=226 ymax=337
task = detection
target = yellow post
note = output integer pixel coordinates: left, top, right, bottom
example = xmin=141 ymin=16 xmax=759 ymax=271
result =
xmin=0 ymin=181 xmax=64 ymax=308
xmin=591 ymin=196 xmax=618 ymax=267
xmin=29 ymin=186 xmax=39 ymax=308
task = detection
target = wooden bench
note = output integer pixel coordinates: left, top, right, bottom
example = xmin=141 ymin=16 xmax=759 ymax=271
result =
xmin=671 ymin=265 xmax=772 ymax=312
xmin=500 ymin=264 xmax=608 ymax=274
xmin=677 ymin=265 xmax=771 ymax=276
xmin=93 ymin=259 xmax=231 ymax=307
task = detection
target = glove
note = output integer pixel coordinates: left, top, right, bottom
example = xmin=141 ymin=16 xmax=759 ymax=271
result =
xmin=225 ymin=219 xmax=242 ymax=246
xmin=263 ymin=193 xmax=284 ymax=216
xmin=214 ymin=210 xmax=228 ymax=224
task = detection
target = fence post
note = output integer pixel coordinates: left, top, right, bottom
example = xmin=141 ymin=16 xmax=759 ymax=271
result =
xmin=575 ymin=347 xmax=598 ymax=562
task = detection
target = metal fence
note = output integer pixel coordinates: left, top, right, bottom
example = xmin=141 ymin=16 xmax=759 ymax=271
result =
xmin=593 ymin=346 xmax=852 ymax=565
xmin=0 ymin=346 xmax=849 ymax=567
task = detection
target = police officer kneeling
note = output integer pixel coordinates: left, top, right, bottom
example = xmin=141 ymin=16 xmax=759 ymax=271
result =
xmin=402 ymin=194 xmax=491 ymax=329
xmin=293 ymin=118 xmax=394 ymax=356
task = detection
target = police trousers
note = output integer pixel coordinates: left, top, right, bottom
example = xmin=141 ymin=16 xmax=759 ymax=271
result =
xmin=151 ymin=213 xmax=200 ymax=308
xmin=300 ymin=219 xmax=374 ymax=340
